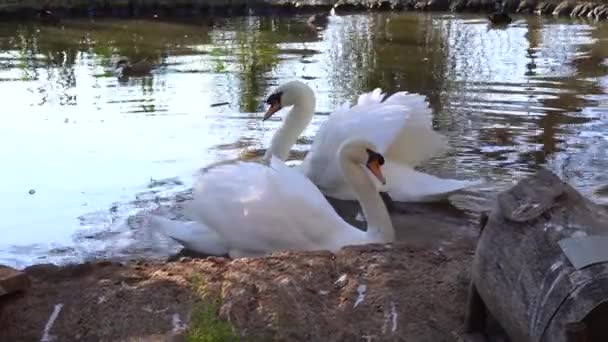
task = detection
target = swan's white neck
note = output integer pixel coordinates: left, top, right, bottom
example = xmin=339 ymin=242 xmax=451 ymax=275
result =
xmin=340 ymin=155 xmax=395 ymax=242
xmin=263 ymin=97 xmax=315 ymax=163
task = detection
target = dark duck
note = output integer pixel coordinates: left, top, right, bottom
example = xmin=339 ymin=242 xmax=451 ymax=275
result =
xmin=307 ymin=13 xmax=329 ymax=29
xmin=488 ymin=2 xmax=512 ymax=26
xmin=488 ymin=12 xmax=512 ymax=25
xmin=115 ymin=57 xmax=155 ymax=78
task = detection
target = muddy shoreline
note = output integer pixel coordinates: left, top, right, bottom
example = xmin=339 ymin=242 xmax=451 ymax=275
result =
xmin=2 ymin=0 xmax=608 ymax=21
xmin=0 ymin=241 xmax=481 ymax=341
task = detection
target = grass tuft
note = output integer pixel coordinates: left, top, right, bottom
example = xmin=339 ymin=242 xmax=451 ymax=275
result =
xmin=185 ymin=273 xmax=239 ymax=342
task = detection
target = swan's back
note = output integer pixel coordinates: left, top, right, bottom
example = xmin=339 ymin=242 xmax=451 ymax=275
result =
xmin=185 ymin=158 xmax=358 ymax=255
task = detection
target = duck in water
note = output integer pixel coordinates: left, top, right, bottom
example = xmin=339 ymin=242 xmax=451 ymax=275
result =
xmin=307 ymin=13 xmax=329 ymax=30
xmin=36 ymin=9 xmax=61 ymax=25
xmin=488 ymin=2 xmax=512 ymax=26
xmin=488 ymin=12 xmax=512 ymax=25
xmin=115 ymin=57 xmax=156 ymax=78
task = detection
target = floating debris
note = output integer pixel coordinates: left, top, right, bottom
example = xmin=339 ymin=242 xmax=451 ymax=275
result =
xmin=210 ymin=102 xmax=230 ymax=107
xmin=147 ymin=177 xmax=183 ymax=188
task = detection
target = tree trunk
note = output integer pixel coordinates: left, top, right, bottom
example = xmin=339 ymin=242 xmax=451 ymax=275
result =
xmin=466 ymin=167 xmax=608 ymax=342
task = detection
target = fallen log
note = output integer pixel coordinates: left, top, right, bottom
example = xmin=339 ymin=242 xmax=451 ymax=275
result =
xmin=465 ymin=167 xmax=608 ymax=342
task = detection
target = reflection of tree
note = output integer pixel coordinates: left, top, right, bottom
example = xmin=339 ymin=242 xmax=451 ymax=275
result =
xmin=209 ymin=16 xmax=320 ymax=113
xmin=522 ymin=16 xmax=608 ymax=165
xmin=325 ymin=13 xmax=448 ymax=118
xmin=232 ymin=18 xmax=280 ymax=113
xmin=0 ymin=20 xmax=212 ymax=105
xmin=0 ymin=25 xmax=78 ymax=106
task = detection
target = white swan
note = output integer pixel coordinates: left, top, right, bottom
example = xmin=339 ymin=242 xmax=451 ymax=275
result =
xmin=148 ymin=215 xmax=229 ymax=256
xmin=262 ymin=80 xmax=480 ymax=202
xmin=152 ymin=138 xmax=394 ymax=258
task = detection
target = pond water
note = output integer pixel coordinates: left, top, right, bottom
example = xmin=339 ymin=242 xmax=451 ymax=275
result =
xmin=1 ymin=13 xmax=608 ymax=268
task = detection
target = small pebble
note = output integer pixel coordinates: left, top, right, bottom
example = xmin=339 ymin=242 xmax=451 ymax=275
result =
xmin=28 ymin=189 xmax=36 ymax=195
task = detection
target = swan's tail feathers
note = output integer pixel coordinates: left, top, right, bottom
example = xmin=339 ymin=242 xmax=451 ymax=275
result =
xmin=357 ymin=88 xmax=385 ymax=106
xmin=147 ymin=215 xmax=229 ymax=256
xmin=382 ymin=161 xmax=483 ymax=203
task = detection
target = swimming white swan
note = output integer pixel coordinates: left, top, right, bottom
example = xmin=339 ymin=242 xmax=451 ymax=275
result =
xmin=151 ymin=138 xmax=394 ymax=258
xmin=262 ymin=80 xmax=480 ymax=202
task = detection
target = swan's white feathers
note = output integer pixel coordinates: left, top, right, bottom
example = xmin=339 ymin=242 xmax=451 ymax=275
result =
xmin=301 ymin=88 xmax=455 ymax=199
xmin=185 ymin=158 xmax=360 ymax=255
xmin=147 ymin=215 xmax=229 ymax=256
xmin=357 ymin=88 xmax=385 ymax=106
xmin=381 ymin=161 xmax=482 ymax=202
xmin=352 ymin=89 xmax=449 ymax=166
xmin=302 ymin=103 xmax=408 ymax=194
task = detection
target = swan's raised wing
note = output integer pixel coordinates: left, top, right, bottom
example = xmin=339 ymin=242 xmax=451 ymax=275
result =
xmin=380 ymin=91 xmax=448 ymax=167
xmin=185 ymin=158 xmax=352 ymax=255
xmin=333 ymin=89 xmax=448 ymax=166
xmin=302 ymin=90 xmax=447 ymax=194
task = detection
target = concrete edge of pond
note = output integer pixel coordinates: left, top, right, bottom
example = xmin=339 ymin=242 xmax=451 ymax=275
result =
xmin=1 ymin=0 xmax=608 ymax=22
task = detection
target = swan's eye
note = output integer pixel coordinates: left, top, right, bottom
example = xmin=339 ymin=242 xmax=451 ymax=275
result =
xmin=365 ymin=149 xmax=386 ymax=185
xmin=266 ymin=92 xmax=282 ymax=106
xmin=263 ymin=91 xmax=284 ymax=121
xmin=365 ymin=149 xmax=385 ymax=165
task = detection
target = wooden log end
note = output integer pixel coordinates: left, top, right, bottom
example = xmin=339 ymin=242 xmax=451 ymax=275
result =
xmin=497 ymin=167 xmax=567 ymax=222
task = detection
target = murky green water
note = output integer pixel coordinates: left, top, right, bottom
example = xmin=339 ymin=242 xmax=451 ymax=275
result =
xmin=2 ymin=13 xmax=608 ymax=267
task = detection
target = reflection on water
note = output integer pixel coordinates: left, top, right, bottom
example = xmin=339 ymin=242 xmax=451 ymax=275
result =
xmin=1 ymin=14 xmax=608 ymax=267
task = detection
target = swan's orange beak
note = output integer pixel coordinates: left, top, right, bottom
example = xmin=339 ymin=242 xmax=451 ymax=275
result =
xmin=367 ymin=159 xmax=386 ymax=185
xmin=263 ymin=102 xmax=281 ymax=121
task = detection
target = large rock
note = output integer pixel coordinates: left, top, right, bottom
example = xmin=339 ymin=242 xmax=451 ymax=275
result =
xmin=0 ymin=265 xmax=30 ymax=298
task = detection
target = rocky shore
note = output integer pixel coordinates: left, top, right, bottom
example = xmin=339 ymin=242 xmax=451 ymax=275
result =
xmin=1 ymin=0 xmax=608 ymax=20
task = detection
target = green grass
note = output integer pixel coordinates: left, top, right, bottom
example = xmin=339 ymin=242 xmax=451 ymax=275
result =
xmin=185 ymin=274 xmax=240 ymax=342
xmin=186 ymin=300 xmax=239 ymax=342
